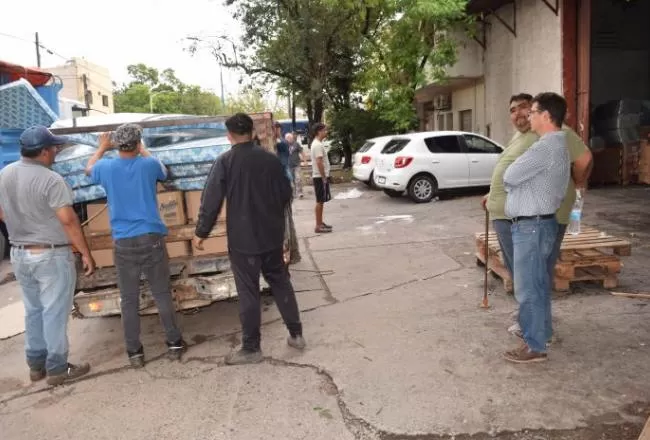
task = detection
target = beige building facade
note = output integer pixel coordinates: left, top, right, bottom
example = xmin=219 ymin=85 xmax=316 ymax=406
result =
xmin=45 ymin=58 xmax=114 ymax=115
xmin=416 ymin=0 xmax=562 ymax=145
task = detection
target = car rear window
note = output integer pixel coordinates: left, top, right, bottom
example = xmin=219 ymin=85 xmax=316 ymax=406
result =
xmin=381 ymin=139 xmax=410 ymax=154
xmin=358 ymin=141 xmax=375 ymax=153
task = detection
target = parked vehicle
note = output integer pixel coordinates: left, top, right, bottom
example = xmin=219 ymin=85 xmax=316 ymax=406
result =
xmin=352 ymin=135 xmax=394 ymax=187
xmin=276 ymin=118 xmax=344 ymax=165
xmin=373 ymin=131 xmax=504 ymax=203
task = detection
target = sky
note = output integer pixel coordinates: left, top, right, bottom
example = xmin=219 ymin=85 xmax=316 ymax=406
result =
xmin=0 ymin=0 xmax=248 ymax=99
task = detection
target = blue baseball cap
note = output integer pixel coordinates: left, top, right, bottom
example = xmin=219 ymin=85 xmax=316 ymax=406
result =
xmin=19 ymin=125 xmax=69 ymax=151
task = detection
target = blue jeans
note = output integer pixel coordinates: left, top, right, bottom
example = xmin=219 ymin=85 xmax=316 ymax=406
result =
xmin=11 ymin=246 xmax=76 ymax=375
xmin=511 ymin=217 xmax=558 ymax=353
xmin=494 ymin=219 xmax=567 ymax=341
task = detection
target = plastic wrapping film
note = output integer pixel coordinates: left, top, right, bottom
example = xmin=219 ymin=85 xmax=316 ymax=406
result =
xmin=0 ymin=78 xmax=58 ymax=128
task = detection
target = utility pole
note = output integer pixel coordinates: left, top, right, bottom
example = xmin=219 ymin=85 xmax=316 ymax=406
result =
xmin=82 ymin=74 xmax=91 ymax=110
xmin=219 ymin=63 xmax=225 ymax=110
xmin=35 ymin=32 xmax=41 ymax=67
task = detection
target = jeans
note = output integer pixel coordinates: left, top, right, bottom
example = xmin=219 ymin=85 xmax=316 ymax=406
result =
xmin=512 ymin=217 xmax=558 ymax=353
xmin=114 ymin=233 xmax=182 ymax=354
xmin=229 ymin=248 xmax=302 ymax=351
xmin=290 ymin=166 xmax=303 ymax=197
xmin=494 ymin=219 xmax=568 ymax=341
xmin=493 ymin=219 xmax=515 ymax=276
xmin=11 ymin=246 xmax=76 ymax=375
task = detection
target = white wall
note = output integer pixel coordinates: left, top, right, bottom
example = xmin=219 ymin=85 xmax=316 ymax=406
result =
xmin=482 ymin=0 xmax=562 ymax=144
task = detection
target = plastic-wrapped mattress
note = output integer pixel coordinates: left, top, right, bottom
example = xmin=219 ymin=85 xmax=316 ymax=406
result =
xmin=51 ymin=115 xmax=230 ymax=203
xmin=0 ymin=78 xmax=58 ymax=128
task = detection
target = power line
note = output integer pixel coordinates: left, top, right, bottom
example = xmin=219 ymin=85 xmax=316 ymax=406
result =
xmin=0 ymin=31 xmax=114 ymax=82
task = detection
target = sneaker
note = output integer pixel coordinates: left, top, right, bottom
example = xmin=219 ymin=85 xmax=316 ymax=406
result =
xmin=128 ymin=346 xmax=145 ymax=368
xmin=224 ymin=348 xmax=263 ymax=365
xmin=502 ymin=345 xmax=547 ymax=364
xmin=46 ymin=363 xmax=91 ymax=386
xmin=29 ymin=368 xmax=46 ymax=382
xmin=322 ymin=223 xmax=333 ymax=230
xmin=287 ymin=335 xmax=306 ymax=350
xmin=507 ymin=322 xmax=521 ymax=335
xmin=167 ymin=339 xmax=187 ymax=361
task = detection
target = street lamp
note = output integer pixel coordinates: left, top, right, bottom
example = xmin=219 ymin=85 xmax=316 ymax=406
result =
xmin=149 ymin=91 xmax=164 ymax=113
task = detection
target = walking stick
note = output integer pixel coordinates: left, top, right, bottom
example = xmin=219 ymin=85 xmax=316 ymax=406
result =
xmin=481 ymin=209 xmax=490 ymax=309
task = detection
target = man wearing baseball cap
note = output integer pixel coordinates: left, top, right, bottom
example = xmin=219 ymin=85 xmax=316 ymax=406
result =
xmin=0 ymin=125 xmax=95 ymax=386
xmin=85 ymin=123 xmax=186 ymax=368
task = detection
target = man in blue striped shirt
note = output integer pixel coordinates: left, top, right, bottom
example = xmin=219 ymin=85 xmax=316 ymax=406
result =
xmin=502 ymin=93 xmax=570 ymax=364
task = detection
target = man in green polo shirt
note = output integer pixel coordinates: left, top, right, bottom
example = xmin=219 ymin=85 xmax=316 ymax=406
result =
xmin=482 ymin=93 xmax=593 ymax=340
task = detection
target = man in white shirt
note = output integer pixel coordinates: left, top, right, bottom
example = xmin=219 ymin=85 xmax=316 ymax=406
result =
xmin=310 ymin=123 xmax=332 ymax=233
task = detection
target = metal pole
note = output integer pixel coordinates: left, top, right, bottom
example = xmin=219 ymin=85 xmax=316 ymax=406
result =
xmin=219 ymin=64 xmax=225 ymax=109
xmin=149 ymin=92 xmax=154 ymax=113
xmin=35 ymin=32 xmax=41 ymax=67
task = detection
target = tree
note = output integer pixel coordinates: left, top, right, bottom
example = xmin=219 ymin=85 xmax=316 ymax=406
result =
xmin=359 ymin=0 xmax=467 ymax=131
xmin=191 ymin=0 xmax=379 ymax=125
xmin=113 ymin=64 xmax=222 ymax=115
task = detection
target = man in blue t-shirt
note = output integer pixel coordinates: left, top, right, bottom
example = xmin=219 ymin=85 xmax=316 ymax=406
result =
xmin=85 ymin=123 xmax=185 ymax=368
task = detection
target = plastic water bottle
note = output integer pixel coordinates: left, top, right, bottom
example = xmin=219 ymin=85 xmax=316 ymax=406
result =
xmin=567 ymin=190 xmax=584 ymax=235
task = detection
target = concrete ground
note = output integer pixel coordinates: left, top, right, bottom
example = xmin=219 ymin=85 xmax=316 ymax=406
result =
xmin=1 ymin=184 xmax=649 ymax=440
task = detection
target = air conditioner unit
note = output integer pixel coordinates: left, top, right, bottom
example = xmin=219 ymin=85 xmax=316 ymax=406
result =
xmin=433 ymin=94 xmax=451 ymax=111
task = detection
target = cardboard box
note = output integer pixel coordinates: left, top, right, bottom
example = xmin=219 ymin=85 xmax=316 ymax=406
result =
xmin=166 ymin=241 xmax=191 ymax=258
xmin=157 ymin=191 xmax=186 ymax=226
xmin=191 ymin=235 xmax=228 ymax=256
xmin=86 ymin=203 xmax=111 ymax=233
xmin=92 ymin=249 xmax=114 ymax=268
xmin=184 ymin=191 xmax=226 ymax=224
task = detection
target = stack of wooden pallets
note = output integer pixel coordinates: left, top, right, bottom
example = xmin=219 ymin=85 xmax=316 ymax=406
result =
xmin=475 ymin=226 xmax=631 ymax=294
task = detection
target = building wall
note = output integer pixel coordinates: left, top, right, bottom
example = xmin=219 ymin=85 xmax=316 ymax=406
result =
xmin=44 ymin=58 xmax=114 ymax=115
xmin=482 ymin=0 xmax=562 ymax=145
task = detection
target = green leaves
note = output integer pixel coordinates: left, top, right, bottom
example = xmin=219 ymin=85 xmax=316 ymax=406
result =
xmin=114 ymin=64 xmax=221 ymax=115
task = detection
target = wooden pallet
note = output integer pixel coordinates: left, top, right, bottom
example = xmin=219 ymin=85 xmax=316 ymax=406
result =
xmin=475 ymin=226 xmax=631 ymax=293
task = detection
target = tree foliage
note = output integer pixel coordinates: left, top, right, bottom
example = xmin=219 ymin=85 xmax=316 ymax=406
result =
xmin=114 ymin=64 xmax=221 ymax=115
xmin=360 ymin=0 xmax=467 ymax=131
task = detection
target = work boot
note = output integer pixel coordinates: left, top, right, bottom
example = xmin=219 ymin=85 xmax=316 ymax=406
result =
xmin=502 ymin=344 xmax=547 ymax=364
xmin=224 ymin=348 xmax=263 ymax=365
xmin=128 ymin=346 xmax=145 ymax=368
xmin=167 ymin=339 xmax=187 ymax=361
xmin=46 ymin=363 xmax=91 ymax=386
xmin=29 ymin=368 xmax=46 ymax=382
xmin=287 ymin=335 xmax=306 ymax=350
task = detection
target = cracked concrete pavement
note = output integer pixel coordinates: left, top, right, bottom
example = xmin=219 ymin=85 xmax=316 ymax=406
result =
xmin=1 ymin=184 xmax=650 ymax=439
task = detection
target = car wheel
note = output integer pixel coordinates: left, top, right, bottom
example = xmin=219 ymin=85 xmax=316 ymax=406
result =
xmin=328 ymin=149 xmax=342 ymax=165
xmin=365 ymin=172 xmax=379 ymax=189
xmin=383 ymin=189 xmax=403 ymax=198
xmin=407 ymin=175 xmax=437 ymax=203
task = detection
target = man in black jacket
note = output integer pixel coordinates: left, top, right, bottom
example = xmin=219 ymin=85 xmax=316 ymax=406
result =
xmin=193 ymin=113 xmax=305 ymax=365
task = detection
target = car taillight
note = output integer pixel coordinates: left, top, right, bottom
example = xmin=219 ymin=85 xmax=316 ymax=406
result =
xmin=361 ymin=156 xmax=371 ymax=164
xmin=394 ymin=156 xmax=413 ymax=168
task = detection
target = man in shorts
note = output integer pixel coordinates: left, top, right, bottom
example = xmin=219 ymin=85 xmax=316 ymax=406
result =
xmin=310 ymin=123 xmax=332 ymax=233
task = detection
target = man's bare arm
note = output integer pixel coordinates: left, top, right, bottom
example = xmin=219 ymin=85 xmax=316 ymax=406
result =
xmin=55 ymin=206 xmax=95 ymax=275
xmin=572 ymin=149 xmax=593 ymax=190
xmin=85 ymin=133 xmax=112 ymax=175
xmin=316 ymin=156 xmax=326 ymax=179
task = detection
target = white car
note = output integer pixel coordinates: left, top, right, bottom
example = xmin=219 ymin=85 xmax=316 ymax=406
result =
xmin=373 ymin=131 xmax=504 ymax=203
xmin=352 ymin=135 xmax=394 ymax=187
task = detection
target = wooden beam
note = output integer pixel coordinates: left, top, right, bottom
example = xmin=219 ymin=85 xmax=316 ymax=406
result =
xmin=50 ymin=112 xmax=272 ymax=135
xmin=85 ymin=222 xmax=226 ymax=251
